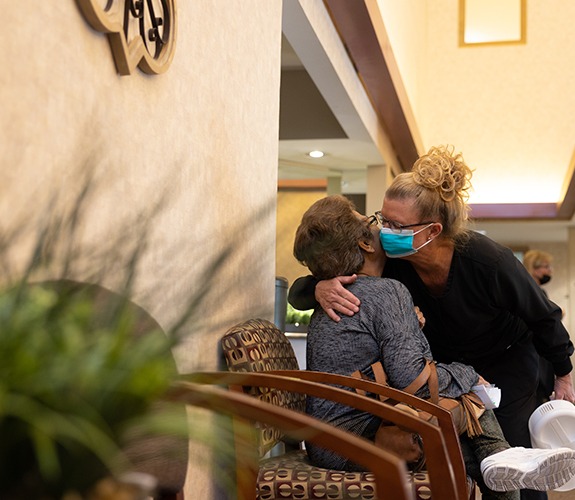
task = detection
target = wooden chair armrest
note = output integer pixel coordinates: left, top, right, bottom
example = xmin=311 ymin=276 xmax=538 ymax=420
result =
xmin=183 ymin=371 xmax=463 ymax=500
xmin=167 ymin=381 xmax=413 ymax=500
xmin=269 ymin=369 xmax=468 ymax=500
xmin=270 ymin=370 xmax=457 ymax=427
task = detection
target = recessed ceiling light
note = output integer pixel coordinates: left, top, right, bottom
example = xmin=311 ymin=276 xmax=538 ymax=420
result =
xmin=308 ymin=150 xmax=325 ymax=158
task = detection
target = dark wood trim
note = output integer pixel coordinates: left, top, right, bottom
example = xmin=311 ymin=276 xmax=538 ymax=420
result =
xmin=322 ymin=0 xmax=418 ymax=173
xmin=469 ymin=203 xmax=561 ymax=220
xmin=557 ymin=148 xmax=575 ymax=219
xmin=471 ymin=149 xmax=575 ymax=220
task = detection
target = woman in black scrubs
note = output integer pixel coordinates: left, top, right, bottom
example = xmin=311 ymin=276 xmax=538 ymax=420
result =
xmin=289 ymin=145 xmax=575 ymax=500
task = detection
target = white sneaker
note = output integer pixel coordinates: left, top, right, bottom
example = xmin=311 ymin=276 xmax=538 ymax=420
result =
xmin=480 ymin=447 xmax=575 ymax=492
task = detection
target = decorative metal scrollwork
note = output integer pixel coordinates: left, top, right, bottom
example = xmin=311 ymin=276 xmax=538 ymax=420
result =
xmin=77 ymin=0 xmax=177 ymax=76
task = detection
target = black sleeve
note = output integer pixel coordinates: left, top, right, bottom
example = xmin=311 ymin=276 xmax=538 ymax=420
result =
xmin=492 ymin=248 xmax=574 ymax=376
xmin=288 ymin=275 xmax=319 ymax=310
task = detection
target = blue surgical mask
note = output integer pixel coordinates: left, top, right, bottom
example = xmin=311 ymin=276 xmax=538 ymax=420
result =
xmin=379 ymin=225 xmax=433 ymax=258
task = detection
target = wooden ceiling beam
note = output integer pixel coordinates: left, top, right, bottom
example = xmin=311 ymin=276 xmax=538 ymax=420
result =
xmin=470 ymin=203 xmax=561 ymax=221
xmin=322 ymin=0 xmax=418 ymax=173
xmin=557 ymin=148 xmax=575 ymax=219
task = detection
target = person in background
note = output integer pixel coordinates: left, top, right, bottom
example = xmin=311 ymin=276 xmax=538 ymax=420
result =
xmin=523 ymin=249 xmax=562 ymax=405
xmin=523 ymin=250 xmax=554 ymax=297
xmin=289 ymin=146 xmax=575 ymax=500
xmin=293 ymin=194 xmax=575 ymax=498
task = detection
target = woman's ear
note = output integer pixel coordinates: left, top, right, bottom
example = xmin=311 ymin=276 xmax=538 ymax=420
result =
xmin=358 ymin=238 xmax=376 ymax=253
xmin=429 ymin=222 xmax=443 ymax=238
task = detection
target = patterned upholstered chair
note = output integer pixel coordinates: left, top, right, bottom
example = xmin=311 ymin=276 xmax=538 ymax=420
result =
xmin=169 ymin=377 xmax=414 ymax=500
xmin=215 ymin=318 xmax=473 ymax=500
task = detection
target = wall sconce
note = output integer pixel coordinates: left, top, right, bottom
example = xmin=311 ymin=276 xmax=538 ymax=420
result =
xmin=459 ymin=0 xmax=526 ymax=46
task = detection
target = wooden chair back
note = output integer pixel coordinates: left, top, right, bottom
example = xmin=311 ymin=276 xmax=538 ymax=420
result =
xmin=218 ymin=318 xmax=470 ymax=500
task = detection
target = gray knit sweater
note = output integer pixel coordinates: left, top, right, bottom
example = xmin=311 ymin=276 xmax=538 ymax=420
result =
xmin=305 ymin=276 xmax=479 ymax=470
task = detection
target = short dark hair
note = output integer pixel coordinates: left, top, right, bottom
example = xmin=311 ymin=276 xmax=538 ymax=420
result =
xmin=293 ymin=195 xmax=372 ymax=280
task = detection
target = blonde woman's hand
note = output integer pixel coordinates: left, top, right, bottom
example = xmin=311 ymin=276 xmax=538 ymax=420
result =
xmin=414 ymin=306 xmax=426 ymax=329
xmin=315 ymin=276 xmax=360 ymax=322
xmin=553 ymin=373 xmax=575 ymax=403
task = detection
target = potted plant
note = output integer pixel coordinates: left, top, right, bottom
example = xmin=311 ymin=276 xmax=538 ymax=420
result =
xmin=0 ymin=279 xmax=188 ymax=499
xmin=285 ymin=303 xmax=313 ymax=333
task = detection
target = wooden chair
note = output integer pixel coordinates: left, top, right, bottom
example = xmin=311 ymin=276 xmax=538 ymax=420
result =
xmin=213 ymin=318 xmax=472 ymax=500
xmin=168 ymin=379 xmax=414 ymax=500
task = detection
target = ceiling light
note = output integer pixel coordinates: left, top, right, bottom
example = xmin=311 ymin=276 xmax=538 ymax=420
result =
xmin=308 ymin=150 xmax=324 ymax=158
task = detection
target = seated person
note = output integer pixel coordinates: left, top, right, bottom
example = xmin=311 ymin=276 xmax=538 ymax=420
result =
xmin=293 ymin=195 xmax=575 ymax=497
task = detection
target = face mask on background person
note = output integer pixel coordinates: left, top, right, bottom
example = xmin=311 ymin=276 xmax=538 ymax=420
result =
xmin=539 ymin=274 xmax=552 ymax=285
xmin=379 ymin=224 xmax=434 ymax=258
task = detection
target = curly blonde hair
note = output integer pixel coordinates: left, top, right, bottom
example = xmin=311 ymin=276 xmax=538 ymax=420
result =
xmin=386 ymin=145 xmax=473 ymax=243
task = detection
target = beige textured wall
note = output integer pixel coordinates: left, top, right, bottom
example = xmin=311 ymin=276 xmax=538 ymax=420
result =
xmin=421 ymin=1 xmax=575 ymax=203
xmin=1 ymin=1 xmax=282 ymax=497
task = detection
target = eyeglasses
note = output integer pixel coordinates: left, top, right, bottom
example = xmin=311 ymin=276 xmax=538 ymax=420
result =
xmin=374 ymin=211 xmax=435 ymax=234
xmin=367 ymin=214 xmax=379 ymax=227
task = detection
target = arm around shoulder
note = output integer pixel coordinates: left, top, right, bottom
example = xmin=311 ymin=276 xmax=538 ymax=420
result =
xmin=288 ymin=275 xmax=319 ymax=311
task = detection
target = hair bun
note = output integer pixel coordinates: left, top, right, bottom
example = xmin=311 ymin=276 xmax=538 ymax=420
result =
xmin=412 ymin=145 xmax=473 ymax=202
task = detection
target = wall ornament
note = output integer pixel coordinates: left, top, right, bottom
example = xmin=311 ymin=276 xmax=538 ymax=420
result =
xmin=77 ymin=0 xmax=177 ymax=76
